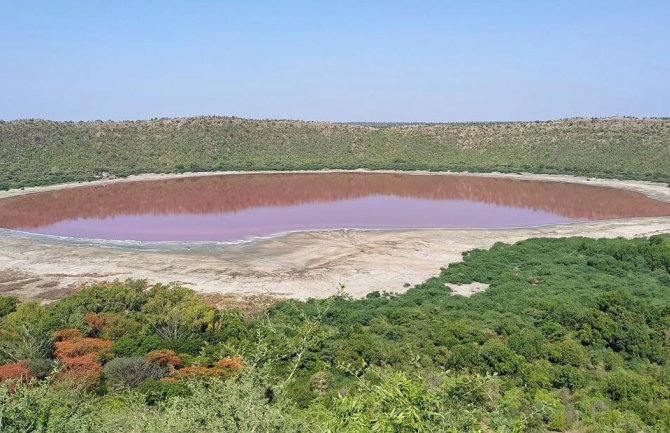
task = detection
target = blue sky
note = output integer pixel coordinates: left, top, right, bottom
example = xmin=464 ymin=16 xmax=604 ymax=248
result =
xmin=1 ymin=1 xmax=668 ymax=122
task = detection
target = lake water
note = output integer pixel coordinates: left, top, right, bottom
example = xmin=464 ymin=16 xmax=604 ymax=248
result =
xmin=1 ymin=173 xmax=669 ymax=242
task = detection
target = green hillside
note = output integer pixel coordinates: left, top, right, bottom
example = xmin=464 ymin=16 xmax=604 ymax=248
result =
xmin=1 ymin=117 xmax=670 ymax=190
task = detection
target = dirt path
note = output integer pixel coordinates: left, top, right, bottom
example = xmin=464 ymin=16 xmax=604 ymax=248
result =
xmin=1 ymin=171 xmax=669 ymax=301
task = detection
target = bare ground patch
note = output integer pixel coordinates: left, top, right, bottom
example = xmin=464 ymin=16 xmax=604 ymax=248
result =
xmin=445 ymin=282 xmax=490 ymax=297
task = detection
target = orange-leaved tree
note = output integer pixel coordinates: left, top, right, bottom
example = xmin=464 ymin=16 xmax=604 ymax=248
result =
xmin=144 ymin=349 xmax=181 ymax=370
xmin=53 ymin=328 xmax=112 ymax=388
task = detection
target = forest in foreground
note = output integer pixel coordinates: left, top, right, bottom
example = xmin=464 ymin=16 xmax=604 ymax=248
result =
xmin=1 ymin=235 xmax=670 ymax=432
xmin=2 ymin=117 xmax=670 ymax=190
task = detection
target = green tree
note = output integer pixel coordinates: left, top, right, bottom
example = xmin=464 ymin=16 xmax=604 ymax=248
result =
xmin=327 ymin=369 xmax=444 ymax=433
xmin=140 ymin=285 xmax=217 ymax=339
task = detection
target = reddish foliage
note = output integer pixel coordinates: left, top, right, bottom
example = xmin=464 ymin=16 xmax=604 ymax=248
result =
xmin=52 ymin=328 xmax=112 ymax=389
xmin=54 ymin=337 xmax=112 ymax=362
xmin=214 ymin=356 xmax=244 ymax=370
xmin=57 ymin=354 xmax=102 ymax=388
xmin=145 ymin=349 xmax=181 ymax=368
xmin=84 ymin=313 xmax=107 ymax=335
xmin=53 ymin=328 xmax=83 ymax=341
xmin=175 ymin=366 xmax=213 ymax=378
xmin=0 ymin=360 xmax=31 ymax=384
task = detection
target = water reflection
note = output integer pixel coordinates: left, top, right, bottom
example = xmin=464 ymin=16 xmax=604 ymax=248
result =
xmin=0 ymin=173 xmax=668 ymax=241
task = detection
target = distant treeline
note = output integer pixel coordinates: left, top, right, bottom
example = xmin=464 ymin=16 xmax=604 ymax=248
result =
xmin=2 ymin=235 xmax=670 ymax=431
xmin=1 ymin=117 xmax=669 ymax=190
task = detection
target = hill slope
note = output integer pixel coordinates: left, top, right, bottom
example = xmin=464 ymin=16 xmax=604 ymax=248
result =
xmin=1 ymin=116 xmax=669 ymax=189
xmin=2 ymin=235 xmax=670 ymax=431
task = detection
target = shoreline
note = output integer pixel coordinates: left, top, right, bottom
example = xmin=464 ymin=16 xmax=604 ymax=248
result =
xmin=1 ymin=170 xmax=670 ymax=302
xmin=2 ymin=169 xmax=670 ymax=204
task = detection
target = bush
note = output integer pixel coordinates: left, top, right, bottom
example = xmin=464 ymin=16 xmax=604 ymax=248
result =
xmin=175 ymin=357 xmax=244 ymax=379
xmin=144 ymin=349 xmax=181 ymax=368
xmin=137 ymin=378 xmax=190 ymax=404
xmin=0 ymin=328 xmax=51 ymax=363
xmin=53 ymin=329 xmax=113 ymax=389
xmin=0 ymin=296 xmax=17 ymax=318
xmin=60 ymin=280 xmax=148 ymax=314
xmin=27 ymin=358 xmax=56 ymax=379
xmin=103 ymin=357 xmax=164 ymax=389
xmin=550 ymin=365 xmax=586 ymax=391
xmin=548 ymin=339 xmax=587 ymax=367
xmin=0 ymin=380 xmax=96 ymax=431
xmin=54 ymin=335 xmax=112 ymax=361
xmin=141 ymin=284 xmax=218 ymax=339
xmin=481 ymin=339 xmax=523 ymax=375
xmin=604 ymin=370 xmax=652 ymax=403
xmin=58 ymin=354 xmax=103 ymax=389
xmin=112 ymin=335 xmax=163 ymax=357
xmin=84 ymin=312 xmax=142 ymax=339
xmin=0 ymin=360 xmax=31 ymax=383
xmin=328 ymin=368 xmax=443 ymax=432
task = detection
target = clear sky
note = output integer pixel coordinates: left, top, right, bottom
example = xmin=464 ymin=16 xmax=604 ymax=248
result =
xmin=1 ymin=1 xmax=668 ymax=122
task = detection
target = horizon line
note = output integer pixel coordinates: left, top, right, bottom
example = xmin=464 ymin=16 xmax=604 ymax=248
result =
xmin=2 ymin=115 xmax=669 ymax=125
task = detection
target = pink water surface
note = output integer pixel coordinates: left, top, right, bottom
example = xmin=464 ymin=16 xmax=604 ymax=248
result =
xmin=27 ymin=195 xmax=574 ymax=242
xmin=2 ymin=172 xmax=669 ymax=242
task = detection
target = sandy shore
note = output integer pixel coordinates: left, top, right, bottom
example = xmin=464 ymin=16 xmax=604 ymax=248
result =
xmin=1 ymin=170 xmax=670 ymax=301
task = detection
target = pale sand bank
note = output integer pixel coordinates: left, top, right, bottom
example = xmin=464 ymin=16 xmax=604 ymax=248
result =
xmin=446 ymin=282 xmax=490 ymax=297
xmin=1 ymin=171 xmax=669 ymax=301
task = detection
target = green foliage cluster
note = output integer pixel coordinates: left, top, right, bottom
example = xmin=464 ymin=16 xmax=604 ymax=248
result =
xmin=2 ymin=235 xmax=670 ymax=432
xmin=103 ymin=357 xmax=164 ymax=389
xmin=1 ymin=116 xmax=670 ymax=190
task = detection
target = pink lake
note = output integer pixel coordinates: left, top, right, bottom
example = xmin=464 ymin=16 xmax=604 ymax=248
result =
xmin=1 ymin=172 xmax=669 ymax=242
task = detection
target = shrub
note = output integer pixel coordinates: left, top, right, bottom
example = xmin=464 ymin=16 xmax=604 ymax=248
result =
xmin=507 ymin=329 xmax=548 ymax=361
xmin=328 ymin=368 xmax=443 ymax=433
xmin=144 ymin=349 xmax=181 ymax=369
xmin=137 ymin=378 xmax=190 ymax=404
xmin=112 ymin=335 xmax=163 ymax=357
xmin=53 ymin=328 xmax=112 ymax=389
xmin=53 ymin=328 xmax=83 ymax=341
xmin=214 ymin=356 xmax=244 ymax=370
xmin=103 ymin=357 xmax=164 ymax=389
xmin=54 ymin=336 xmax=112 ymax=361
xmin=176 ymin=357 xmax=244 ymax=378
xmin=0 ymin=379 xmax=96 ymax=431
xmin=547 ymin=407 xmax=569 ymax=431
xmin=604 ymin=370 xmax=652 ymax=403
xmin=550 ymin=365 xmax=586 ymax=391
xmin=27 ymin=358 xmax=56 ymax=379
xmin=0 ymin=328 xmax=51 ymax=363
xmin=0 ymin=360 xmax=31 ymax=383
xmin=57 ymin=354 xmax=102 ymax=388
xmin=446 ymin=343 xmax=483 ymax=371
xmin=141 ymin=284 xmax=217 ymax=339
xmin=548 ymin=339 xmax=587 ymax=367
xmin=48 ymin=280 xmax=148 ymax=316
xmin=84 ymin=312 xmax=142 ymax=339
xmin=0 ymin=296 xmax=17 ymax=318
xmin=1 ymin=302 xmax=53 ymax=361
xmin=481 ymin=339 xmax=523 ymax=375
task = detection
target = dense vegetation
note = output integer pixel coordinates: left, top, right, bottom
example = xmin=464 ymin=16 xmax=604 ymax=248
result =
xmin=1 ymin=116 xmax=670 ymax=190
xmin=2 ymin=235 xmax=670 ymax=432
